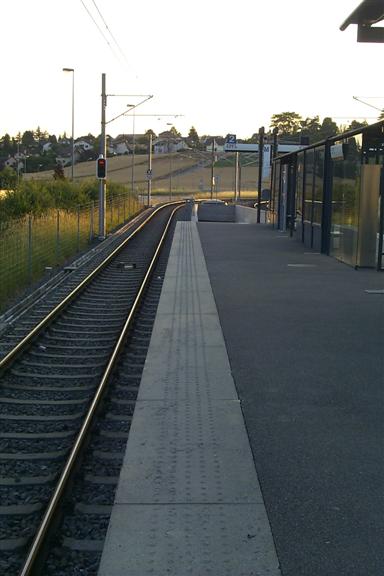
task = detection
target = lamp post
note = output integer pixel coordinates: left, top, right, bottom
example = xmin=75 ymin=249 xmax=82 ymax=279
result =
xmin=62 ymin=68 xmax=75 ymax=180
xmin=166 ymin=123 xmax=173 ymax=200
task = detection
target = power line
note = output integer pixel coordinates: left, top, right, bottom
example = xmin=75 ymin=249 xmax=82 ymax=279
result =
xmin=79 ymin=0 xmax=120 ymax=62
xmin=91 ymin=0 xmax=130 ymax=66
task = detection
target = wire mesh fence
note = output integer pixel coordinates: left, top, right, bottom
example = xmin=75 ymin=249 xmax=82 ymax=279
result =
xmin=0 ymin=193 xmax=141 ymax=313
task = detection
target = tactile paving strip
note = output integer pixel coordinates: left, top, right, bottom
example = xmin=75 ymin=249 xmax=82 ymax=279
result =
xmin=98 ymin=222 xmax=281 ymax=576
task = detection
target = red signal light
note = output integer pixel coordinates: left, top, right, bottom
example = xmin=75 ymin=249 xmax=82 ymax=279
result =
xmin=97 ymin=157 xmax=107 ymax=179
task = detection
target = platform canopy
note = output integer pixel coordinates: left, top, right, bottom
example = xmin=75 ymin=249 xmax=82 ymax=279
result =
xmin=340 ymin=0 xmax=384 ymax=42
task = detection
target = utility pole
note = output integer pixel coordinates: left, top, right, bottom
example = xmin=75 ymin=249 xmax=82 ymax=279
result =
xmin=235 ymin=151 xmax=239 ymax=201
xmin=131 ymin=112 xmax=136 ymax=203
xmin=210 ymin=138 xmax=215 ymax=199
xmin=257 ymin=126 xmax=265 ymax=223
xmin=147 ymin=132 xmax=152 ymax=207
xmin=99 ymin=73 xmax=107 ymax=239
xmin=270 ymin=127 xmax=278 ymax=207
xmin=169 ymin=137 xmax=172 ymax=201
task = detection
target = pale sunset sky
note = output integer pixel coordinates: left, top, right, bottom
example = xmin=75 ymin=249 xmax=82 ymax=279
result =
xmin=1 ymin=0 xmax=383 ymax=139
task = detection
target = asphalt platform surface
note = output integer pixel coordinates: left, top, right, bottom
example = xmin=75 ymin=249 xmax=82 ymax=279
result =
xmin=198 ymin=222 xmax=384 ymax=576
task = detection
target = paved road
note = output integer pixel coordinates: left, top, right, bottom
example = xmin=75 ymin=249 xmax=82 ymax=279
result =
xmin=199 ymin=222 xmax=384 ymax=576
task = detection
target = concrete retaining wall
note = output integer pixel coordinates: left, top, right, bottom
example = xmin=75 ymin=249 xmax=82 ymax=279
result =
xmin=235 ymin=204 xmax=266 ymax=224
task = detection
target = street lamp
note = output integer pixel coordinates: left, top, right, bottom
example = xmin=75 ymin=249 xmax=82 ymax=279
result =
xmin=62 ymin=68 xmax=75 ymax=180
xmin=166 ymin=123 xmax=173 ymax=200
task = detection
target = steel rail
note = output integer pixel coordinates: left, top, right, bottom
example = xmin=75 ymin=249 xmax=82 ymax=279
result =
xmin=0 ymin=202 xmax=180 ymax=374
xmin=18 ymin=203 xmax=183 ymax=576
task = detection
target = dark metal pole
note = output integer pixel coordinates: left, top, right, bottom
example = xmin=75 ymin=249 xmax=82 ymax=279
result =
xmin=269 ymin=128 xmax=278 ymax=223
xmin=270 ymin=127 xmax=278 ymax=190
xmin=235 ymin=152 xmax=239 ymax=201
xmin=257 ymin=126 xmax=265 ymax=223
xmin=71 ymin=71 xmax=75 ymax=180
xmin=98 ymin=73 xmax=107 ymax=239
xmin=377 ymin=166 xmax=384 ymax=270
xmin=210 ymin=139 xmax=215 ymax=199
xmin=147 ymin=133 xmax=152 ymax=207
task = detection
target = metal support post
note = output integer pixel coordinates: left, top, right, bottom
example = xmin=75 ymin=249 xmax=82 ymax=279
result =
xmin=71 ymin=72 xmax=75 ymax=180
xmin=147 ymin=133 xmax=152 ymax=207
xmin=377 ymin=166 xmax=384 ymax=270
xmin=131 ymin=113 xmax=136 ymax=204
xmin=257 ymin=126 xmax=265 ymax=223
xmin=210 ymin=139 xmax=215 ymax=199
xmin=169 ymin=145 xmax=172 ymax=201
xmin=235 ymin=152 xmax=239 ymax=201
xmin=98 ymin=73 xmax=107 ymax=239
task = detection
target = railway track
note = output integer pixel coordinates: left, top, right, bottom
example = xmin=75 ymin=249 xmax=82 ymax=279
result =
xmin=0 ymin=201 xmax=190 ymax=575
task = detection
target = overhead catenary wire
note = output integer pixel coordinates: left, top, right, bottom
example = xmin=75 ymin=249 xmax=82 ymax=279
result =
xmin=91 ymin=0 xmax=130 ymax=67
xmin=79 ymin=0 xmax=123 ymax=64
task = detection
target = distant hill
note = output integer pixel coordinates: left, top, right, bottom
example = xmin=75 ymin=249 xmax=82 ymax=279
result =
xmin=25 ymin=151 xmax=262 ymax=195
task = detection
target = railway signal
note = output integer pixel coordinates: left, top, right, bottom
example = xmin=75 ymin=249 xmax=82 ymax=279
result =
xmin=97 ymin=155 xmax=107 ymax=179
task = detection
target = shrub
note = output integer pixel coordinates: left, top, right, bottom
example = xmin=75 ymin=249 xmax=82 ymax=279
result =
xmin=0 ymin=178 xmax=133 ymax=223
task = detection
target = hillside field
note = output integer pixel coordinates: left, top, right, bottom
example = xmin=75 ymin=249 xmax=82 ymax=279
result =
xmin=25 ymin=151 xmax=270 ymax=198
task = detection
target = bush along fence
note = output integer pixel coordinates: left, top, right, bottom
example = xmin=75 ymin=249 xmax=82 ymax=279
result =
xmin=0 ymin=190 xmax=141 ymax=313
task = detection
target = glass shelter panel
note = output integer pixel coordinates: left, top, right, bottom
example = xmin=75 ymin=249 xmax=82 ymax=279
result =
xmin=271 ymin=161 xmax=281 ymax=227
xmin=330 ymin=135 xmax=362 ymax=266
xmin=313 ymin=146 xmax=324 ymax=225
xmin=295 ymin=152 xmax=304 ymax=239
xmin=303 ymin=150 xmax=314 ymax=223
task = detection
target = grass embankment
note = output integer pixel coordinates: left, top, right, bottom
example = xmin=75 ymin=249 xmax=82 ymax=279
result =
xmin=0 ymin=179 xmax=140 ymax=313
xmin=27 ymin=152 xmax=266 ymax=198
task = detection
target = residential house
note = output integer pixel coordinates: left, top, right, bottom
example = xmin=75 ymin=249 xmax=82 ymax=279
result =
xmin=74 ymin=139 xmax=94 ymax=152
xmin=110 ymin=134 xmax=147 ymax=155
xmin=153 ymin=131 xmax=189 ymax=154
xmin=42 ymin=142 xmax=53 ymax=153
xmin=201 ymin=136 xmax=226 ymax=152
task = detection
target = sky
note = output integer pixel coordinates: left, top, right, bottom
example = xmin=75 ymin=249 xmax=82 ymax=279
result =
xmin=1 ymin=0 xmax=383 ymax=140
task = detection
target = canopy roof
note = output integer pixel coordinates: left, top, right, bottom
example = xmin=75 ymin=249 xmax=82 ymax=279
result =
xmin=340 ymin=0 xmax=384 ymax=31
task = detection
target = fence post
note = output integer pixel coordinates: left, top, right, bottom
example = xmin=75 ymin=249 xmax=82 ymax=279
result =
xmin=56 ymin=210 xmax=60 ymax=261
xmin=123 ymin=195 xmax=126 ymax=222
xmin=90 ymin=202 xmax=94 ymax=242
xmin=28 ymin=214 xmax=33 ymax=284
xmin=77 ymin=206 xmax=80 ymax=252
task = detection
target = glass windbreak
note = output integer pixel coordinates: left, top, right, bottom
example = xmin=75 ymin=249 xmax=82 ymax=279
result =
xmin=303 ymin=149 xmax=314 ymax=222
xmin=330 ymin=135 xmax=362 ymax=266
xmin=271 ymin=161 xmax=281 ymax=227
xmin=313 ymin=146 xmax=324 ymax=224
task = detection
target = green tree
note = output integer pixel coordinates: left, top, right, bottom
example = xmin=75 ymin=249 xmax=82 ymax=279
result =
xmin=145 ymin=129 xmax=156 ymax=139
xmin=0 ymin=166 xmax=17 ymax=190
xmin=21 ymin=130 xmax=35 ymax=147
xmin=169 ymin=126 xmax=181 ymax=137
xmin=378 ymin=109 xmax=384 ymax=121
xmin=1 ymin=133 xmax=12 ymax=154
xmin=187 ymin=126 xmax=200 ymax=148
xmin=35 ymin=126 xmax=47 ymax=143
xmin=270 ymin=112 xmax=303 ymax=135
xmin=346 ymin=119 xmax=368 ymax=131
xmin=300 ymin=116 xmax=321 ymax=142
xmin=319 ymin=117 xmax=338 ymax=140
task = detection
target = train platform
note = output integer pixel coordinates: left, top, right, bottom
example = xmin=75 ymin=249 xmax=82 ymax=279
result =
xmin=98 ymin=215 xmax=384 ymax=576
